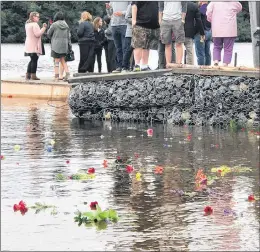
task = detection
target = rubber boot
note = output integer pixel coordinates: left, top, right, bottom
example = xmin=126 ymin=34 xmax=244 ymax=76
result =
xmin=25 ymin=73 xmax=31 ymax=80
xmin=31 ymin=73 xmax=40 ymax=80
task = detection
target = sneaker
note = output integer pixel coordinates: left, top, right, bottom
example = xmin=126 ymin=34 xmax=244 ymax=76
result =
xmin=112 ymin=68 xmax=122 ymax=73
xmin=121 ymin=68 xmax=129 ymax=73
xmin=133 ymin=65 xmax=141 ymax=72
xmin=141 ymin=66 xmax=151 ymax=71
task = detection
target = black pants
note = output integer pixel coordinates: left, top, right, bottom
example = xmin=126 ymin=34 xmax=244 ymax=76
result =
xmin=104 ymin=40 xmax=117 ymax=73
xmin=27 ymin=54 xmax=39 ymax=74
xmin=122 ymin=37 xmax=135 ymax=70
xmin=94 ymin=47 xmax=102 ymax=73
xmin=158 ymin=40 xmax=176 ymax=69
xmin=78 ymin=42 xmax=95 ymax=73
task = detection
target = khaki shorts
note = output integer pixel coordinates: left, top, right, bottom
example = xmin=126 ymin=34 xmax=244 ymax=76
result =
xmin=160 ymin=19 xmax=185 ymax=44
xmin=132 ymin=25 xmax=159 ymax=50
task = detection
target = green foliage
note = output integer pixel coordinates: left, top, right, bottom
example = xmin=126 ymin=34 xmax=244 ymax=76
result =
xmin=74 ymin=205 xmax=119 ymax=228
xmin=1 ymin=1 xmax=106 ymax=43
xmin=30 ymin=202 xmax=56 ymax=214
xmin=1 ymin=1 xmax=252 ymax=43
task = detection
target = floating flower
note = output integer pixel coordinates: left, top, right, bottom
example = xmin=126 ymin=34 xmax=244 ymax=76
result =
xmin=13 ymin=201 xmax=28 ymax=215
xmin=248 ymin=195 xmax=255 ymax=201
xmin=90 ymin=201 xmax=98 ymax=210
xmin=187 ymin=134 xmax=192 ymax=141
xmin=46 ymin=146 xmax=52 ymax=152
xmin=14 ymin=145 xmax=21 ymax=151
xmin=66 ymin=160 xmax=70 ymax=164
xmin=204 ymin=206 xmax=213 ymax=215
xmin=88 ymin=168 xmax=95 ymax=174
xmin=126 ymin=165 xmax=134 ymax=173
xmin=1 ymin=155 xmax=5 ymax=160
xmin=155 ymin=166 xmax=163 ymax=174
xmin=103 ymin=160 xmax=108 ymax=168
xmin=134 ymin=153 xmax=139 ymax=159
xmin=136 ymin=172 xmax=141 ymax=180
xmin=147 ymin=128 xmax=153 ymax=137
xmin=49 ymin=139 xmax=55 ymax=146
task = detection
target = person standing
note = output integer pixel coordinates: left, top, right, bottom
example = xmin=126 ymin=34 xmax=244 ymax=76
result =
xmin=47 ymin=11 xmax=71 ymax=81
xmin=103 ymin=15 xmax=117 ymax=73
xmin=206 ymin=1 xmax=242 ymax=66
xmin=131 ymin=1 xmax=160 ymax=71
xmin=159 ymin=1 xmax=187 ymax=65
xmin=93 ymin=17 xmax=106 ymax=73
xmin=184 ymin=1 xmax=204 ymax=65
xmin=122 ymin=3 xmax=134 ymax=72
xmin=77 ymin=11 xmax=95 ymax=73
xmin=24 ymin=12 xmax=47 ymax=80
xmin=106 ymin=1 xmax=129 ymax=73
xmin=194 ymin=1 xmax=212 ymax=66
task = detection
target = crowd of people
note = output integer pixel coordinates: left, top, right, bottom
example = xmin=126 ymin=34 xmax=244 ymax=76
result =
xmin=24 ymin=1 xmax=242 ymax=81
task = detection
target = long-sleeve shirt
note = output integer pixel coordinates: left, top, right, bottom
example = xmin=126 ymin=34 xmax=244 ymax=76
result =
xmin=125 ymin=4 xmax=132 ymax=38
xmin=159 ymin=1 xmax=187 ymax=21
xmin=206 ymin=1 xmax=242 ymax=37
xmin=106 ymin=1 xmax=129 ymax=26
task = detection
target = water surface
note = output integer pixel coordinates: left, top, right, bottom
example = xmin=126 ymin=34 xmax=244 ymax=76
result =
xmin=1 ymin=98 xmax=259 ymax=251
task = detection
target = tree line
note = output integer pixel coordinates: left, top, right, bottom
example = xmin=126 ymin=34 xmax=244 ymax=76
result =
xmin=1 ymin=1 xmax=252 ymax=43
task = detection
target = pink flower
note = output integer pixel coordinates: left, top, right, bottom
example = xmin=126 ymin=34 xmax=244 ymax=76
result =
xmin=248 ymin=195 xmax=255 ymax=201
xmin=126 ymin=165 xmax=134 ymax=173
xmin=147 ymin=129 xmax=153 ymax=137
xmin=204 ymin=206 xmax=213 ymax=215
xmin=90 ymin=201 xmax=98 ymax=210
xmin=66 ymin=160 xmax=70 ymax=164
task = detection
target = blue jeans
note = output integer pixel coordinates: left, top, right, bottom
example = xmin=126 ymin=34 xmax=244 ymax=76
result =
xmin=112 ymin=25 xmax=127 ymax=69
xmin=122 ymin=37 xmax=134 ymax=70
xmin=194 ymin=30 xmax=212 ymax=66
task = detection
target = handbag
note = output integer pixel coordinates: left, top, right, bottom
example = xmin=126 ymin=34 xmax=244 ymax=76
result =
xmin=65 ymin=48 xmax=75 ymax=62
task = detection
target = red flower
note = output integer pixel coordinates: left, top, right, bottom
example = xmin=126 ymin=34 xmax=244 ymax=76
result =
xmin=215 ymin=144 xmax=219 ymax=148
xmin=134 ymin=153 xmax=139 ymax=159
xmin=66 ymin=160 xmax=70 ymax=164
xmin=187 ymin=134 xmax=192 ymax=141
xmin=116 ymin=156 xmax=121 ymax=160
xmin=155 ymin=166 xmax=164 ymax=174
xmin=90 ymin=201 xmax=98 ymax=210
xmin=126 ymin=165 xmax=134 ymax=173
xmin=0 ymin=155 xmax=4 ymax=160
xmin=13 ymin=204 xmax=20 ymax=212
xmin=147 ymin=128 xmax=153 ymax=136
xmin=204 ymin=206 xmax=213 ymax=215
xmin=19 ymin=201 xmax=26 ymax=207
xmin=88 ymin=167 xmax=95 ymax=174
xmin=241 ymin=128 xmax=245 ymax=131
xmin=248 ymin=195 xmax=255 ymax=201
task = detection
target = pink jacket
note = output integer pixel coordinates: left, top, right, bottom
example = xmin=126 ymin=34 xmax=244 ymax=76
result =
xmin=24 ymin=22 xmax=45 ymax=55
xmin=206 ymin=1 xmax=242 ymax=38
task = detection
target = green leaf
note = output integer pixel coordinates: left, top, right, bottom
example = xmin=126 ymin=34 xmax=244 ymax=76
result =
xmin=82 ymin=211 xmax=95 ymax=220
xmin=108 ymin=209 xmax=118 ymax=221
xmin=98 ymin=210 xmax=109 ymax=220
xmin=96 ymin=204 xmax=102 ymax=213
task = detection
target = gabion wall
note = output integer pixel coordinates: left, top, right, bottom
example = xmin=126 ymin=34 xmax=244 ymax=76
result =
xmin=68 ymin=73 xmax=260 ymax=126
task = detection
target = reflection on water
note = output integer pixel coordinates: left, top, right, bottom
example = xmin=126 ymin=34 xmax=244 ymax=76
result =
xmin=1 ymin=98 xmax=259 ymax=251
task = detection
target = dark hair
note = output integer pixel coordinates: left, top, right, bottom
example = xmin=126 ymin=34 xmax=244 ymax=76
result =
xmin=54 ymin=11 xmax=65 ymax=22
xmin=103 ymin=15 xmax=110 ymax=25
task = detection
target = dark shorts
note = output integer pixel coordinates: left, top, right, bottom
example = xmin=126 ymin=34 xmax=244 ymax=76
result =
xmin=131 ymin=25 xmax=159 ymax=50
xmin=51 ymin=50 xmax=66 ymax=58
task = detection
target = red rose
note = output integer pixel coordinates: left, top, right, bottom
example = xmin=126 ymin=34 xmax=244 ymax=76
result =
xmin=126 ymin=165 xmax=134 ymax=173
xmin=66 ymin=160 xmax=70 ymax=164
xmin=204 ymin=206 xmax=213 ymax=215
xmin=90 ymin=201 xmax=98 ymax=210
xmin=147 ymin=129 xmax=153 ymax=136
xmin=13 ymin=204 xmax=20 ymax=212
xmin=19 ymin=201 xmax=26 ymax=207
xmin=248 ymin=195 xmax=255 ymax=201
xmin=88 ymin=168 xmax=95 ymax=174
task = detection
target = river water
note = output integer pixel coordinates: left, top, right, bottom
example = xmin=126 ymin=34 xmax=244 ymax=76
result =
xmin=1 ymin=97 xmax=259 ymax=251
xmin=1 ymin=43 xmax=255 ymax=79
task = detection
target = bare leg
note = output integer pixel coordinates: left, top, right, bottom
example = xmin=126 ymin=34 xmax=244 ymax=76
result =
xmin=165 ymin=43 xmax=172 ymax=65
xmin=59 ymin=64 xmax=64 ymax=79
xmin=141 ymin=49 xmax=149 ymax=65
xmin=175 ymin=42 xmax=183 ymax=64
xmin=134 ymin=48 xmax=142 ymax=65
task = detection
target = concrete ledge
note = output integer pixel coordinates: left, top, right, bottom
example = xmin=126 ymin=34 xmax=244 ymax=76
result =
xmin=68 ymin=67 xmax=259 ymax=84
xmin=68 ymin=69 xmax=172 ymax=83
xmin=1 ymin=78 xmax=72 ymax=100
xmin=73 ymin=72 xmax=107 ymax=77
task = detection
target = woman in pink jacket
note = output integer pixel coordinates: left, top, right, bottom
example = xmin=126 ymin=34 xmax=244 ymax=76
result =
xmin=206 ymin=1 xmax=242 ymax=66
xmin=24 ymin=12 xmax=47 ymax=80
